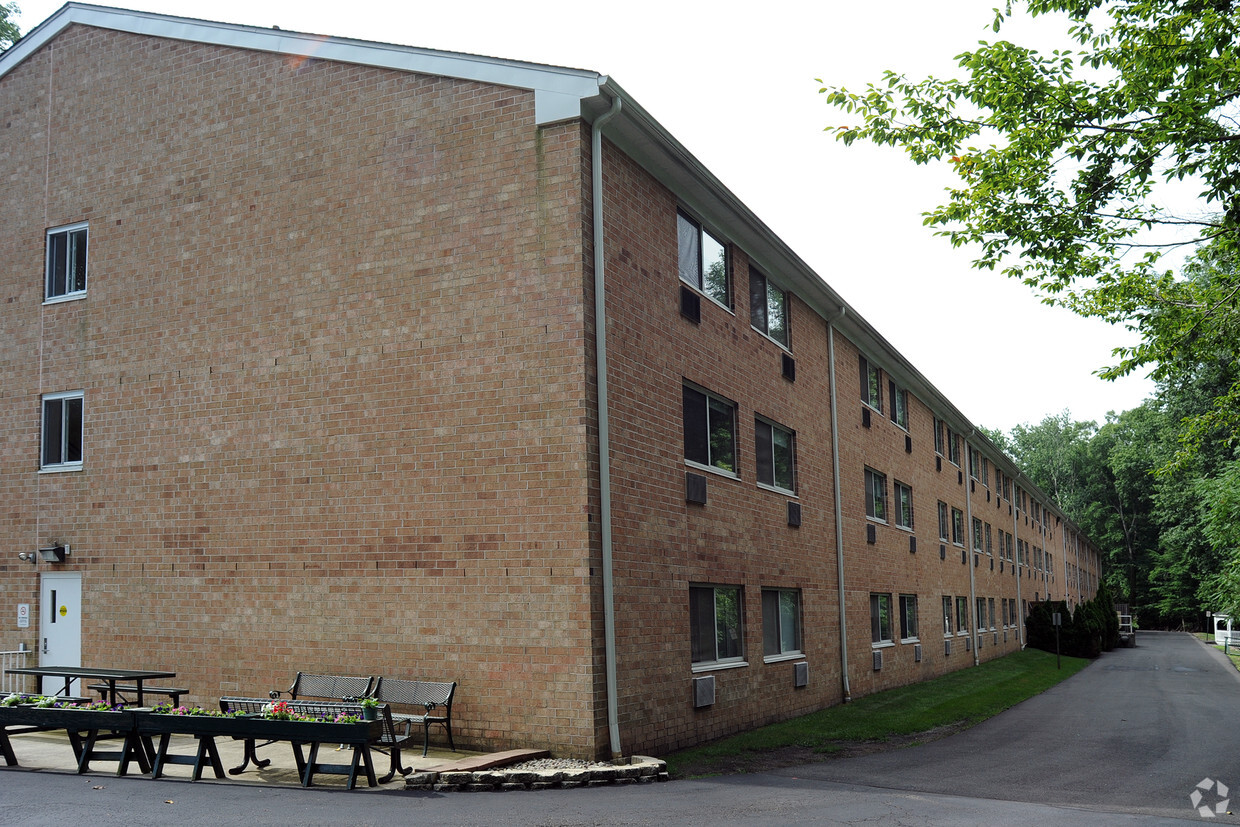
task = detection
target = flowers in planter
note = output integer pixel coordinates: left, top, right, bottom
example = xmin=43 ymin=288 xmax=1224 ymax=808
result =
xmin=258 ymin=700 xmax=362 ymax=723
xmin=151 ymin=701 xmax=242 ymax=717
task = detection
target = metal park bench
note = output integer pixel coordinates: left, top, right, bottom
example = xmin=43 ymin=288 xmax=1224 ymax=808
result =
xmin=370 ymin=678 xmax=457 ymax=756
xmin=268 ymin=672 xmax=374 ymax=702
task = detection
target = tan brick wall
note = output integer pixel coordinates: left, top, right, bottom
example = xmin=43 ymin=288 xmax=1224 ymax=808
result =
xmin=0 ymin=26 xmax=602 ymax=755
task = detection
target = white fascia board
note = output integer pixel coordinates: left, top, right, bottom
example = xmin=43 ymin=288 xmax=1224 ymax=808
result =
xmin=0 ymin=3 xmax=603 ymax=122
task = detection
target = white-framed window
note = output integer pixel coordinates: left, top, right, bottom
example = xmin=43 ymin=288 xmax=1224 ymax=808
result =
xmin=976 ymin=597 xmax=987 ymax=634
xmin=755 ymin=417 xmax=796 ymax=493
xmin=937 ymin=501 xmax=950 ymax=541
xmin=988 ymin=597 xmax=996 ymax=630
xmin=690 ymin=584 xmax=745 ymax=667
xmin=894 ymin=481 xmax=914 ymax=530
xmin=1002 ymin=598 xmax=1010 ymax=627
xmin=955 ymin=596 xmax=969 ymax=634
xmin=749 ymin=266 xmax=789 ymax=348
xmin=41 ymin=390 xmax=83 ymax=470
xmin=982 ymin=457 xmax=990 ymax=487
xmin=683 ymin=383 xmax=737 ymax=476
xmin=947 ymin=428 xmax=962 ymax=466
xmin=677 ymin=210 xmax=730 ymax=308
xmin=899 ymin=594 xmax=919 ymax=641
xmin=762 ymin=588 xmax=802 ymax=659
xmin=934 ymin=418 xmax=945 ymax=455
xmin=45 ymin=222 xmax=88 ymax=301
xmin=951 ymin=508 xmax=964 ymax=547
xmin=864 ymin=467 xmax=887 ymax=522
xmin=859 ymin=355 xmax=882 ymax=412
xmin=942 ymin=596 xmax=953 ymax=637
xmin=870 ymin=593 xmax=893 ymax=644
xmin=985 ymin=522 xmax=993 ymax=555
xmin=888 ymin=381 xmax=908 ymax=430
xmin=972 ymin=517 xmax=983 ymax=551
xmin=969 ymin=447 xmax=981 ymax=480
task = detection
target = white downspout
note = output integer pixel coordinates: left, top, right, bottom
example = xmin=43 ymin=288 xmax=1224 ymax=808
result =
xmin=592 ymin=96 xmax=623 ymax=759
xmin=1014 ymin=476 xmax=1024 ymax=647
xmin=827 ymin=313 xmax=851 ymax=702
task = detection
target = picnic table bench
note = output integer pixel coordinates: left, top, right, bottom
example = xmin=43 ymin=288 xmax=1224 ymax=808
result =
xmin=87 ymin=683 xmax=188 ymax=707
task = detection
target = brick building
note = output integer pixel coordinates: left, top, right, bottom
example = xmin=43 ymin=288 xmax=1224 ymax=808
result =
xmin=0 ymin=4 xmax=1100 ymax=759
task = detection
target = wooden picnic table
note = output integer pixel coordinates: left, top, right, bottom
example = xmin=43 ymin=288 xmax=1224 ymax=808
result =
xmin=5 ymin=665 xmax=177 ymax=706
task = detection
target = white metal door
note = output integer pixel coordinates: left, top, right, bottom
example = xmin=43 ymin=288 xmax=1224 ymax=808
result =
xmin=39 ymin=573 xmax=82 ymax=695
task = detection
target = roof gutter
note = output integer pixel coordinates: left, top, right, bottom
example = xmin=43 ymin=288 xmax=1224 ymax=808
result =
xmin=592 ymin=94 xmax=624 ymax=760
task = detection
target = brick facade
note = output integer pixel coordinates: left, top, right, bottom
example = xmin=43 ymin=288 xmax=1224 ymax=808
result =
xmin=0 ymin=8 xmax=1101 ymax=760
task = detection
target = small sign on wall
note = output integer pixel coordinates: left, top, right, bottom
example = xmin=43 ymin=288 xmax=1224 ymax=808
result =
xmin=16 ymin=603 xmax=30 ymax=629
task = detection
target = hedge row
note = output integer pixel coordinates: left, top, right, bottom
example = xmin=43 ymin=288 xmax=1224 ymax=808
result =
xmin=1025 ymin=583 xmax=1121 ymax=658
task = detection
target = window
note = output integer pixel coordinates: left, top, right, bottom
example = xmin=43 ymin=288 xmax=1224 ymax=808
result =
xmin=894 ymin=481 xmax=914 ymax=529
xmin=969 ymin=447 xmax=980 ymax=480
xmin=972 ymin=517 xmax=983 ymax=551
xmin=749 ymin=267 xmax=788 ymax=348
xmin=870 ymin=593 xmax=893 ymax=644
xmin=859 ymin=355 xmax=882 ymax=412
xmin=762 ymin=588 xmax=802 ymax=658
xmin=864 ymin=467 xmax=887 ymax=522
xmin=976 ymin=598 xmax=986 ymax=633
xmin=41 ymin=391 xmax=83 ymax=470
xmin=955 ymin=596 xmax=969 ymax=634
xmin=899 ymin=594 xmax=919 ymax=641
xmin=683 ymin=384 xmax=736 ymax=475
xmin=988 ymin=597 xmax=996 ymax=630
xmin=937 ymin=501 xmax=950 ymax=541
xmin=1002 ymin=598 xmax=1010 ymax=627
xmin=985 ymin=523 xmax=993 ymax=555
xmin=888 ymin=381 xmax=908 ymax=429
xmin=45 ymin=223 xmax=88 ymax=300
xmin=755 ymin=418 xmax=795 ymax=493
xmin=942 ymin=596 xmax=953 ymax=636
xmin=934 ymin=418 xmax=945 ymax=455
xmin=677 ymin=211 xmax=729 ymax=307
xmin=951 ymin=508 xmax=964 ymax=546
xmin=947 ymin=428 xmax=961 ymax=466
xmin=982 ymin=457 xmax=990 ymax=487
xmin=690 ymin=585 xmax=744 ymax=665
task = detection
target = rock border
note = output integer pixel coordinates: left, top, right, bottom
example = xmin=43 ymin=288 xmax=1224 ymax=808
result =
xmin=404 ymin=756 xmax=669 ymax=792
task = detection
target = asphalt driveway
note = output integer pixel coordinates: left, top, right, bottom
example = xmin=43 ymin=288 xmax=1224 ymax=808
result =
xmin=771 ymin=631 xmax=1240 ymax=821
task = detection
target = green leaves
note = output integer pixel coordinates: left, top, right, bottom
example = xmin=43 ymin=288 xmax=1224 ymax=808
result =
xmin=0 ymin=2 xmax=19 ymax=52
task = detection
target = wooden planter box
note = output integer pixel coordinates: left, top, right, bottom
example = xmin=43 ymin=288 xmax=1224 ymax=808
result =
xmin=0 ymin=705 xmax=142 ymax=774
xmin=0 ymin=704 xmax=135 ymax=731
xmin=133 ymin=711 xmax=382 ymax=788
xmin=135 ymin=711 xmax=377 ymax=743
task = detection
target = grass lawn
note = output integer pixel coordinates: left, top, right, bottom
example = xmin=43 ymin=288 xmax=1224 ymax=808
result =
xmin=665 ymin=647 xmax=1088 ymax=778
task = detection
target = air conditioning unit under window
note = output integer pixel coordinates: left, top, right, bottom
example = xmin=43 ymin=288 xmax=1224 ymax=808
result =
xmin=692 ymin=675 xmax=715 ymax=708
xmin=872 ymin=650 xmax=883 ymax=671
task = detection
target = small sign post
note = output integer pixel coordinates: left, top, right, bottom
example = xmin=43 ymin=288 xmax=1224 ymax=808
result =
xmin=1052 ymin=612 xmax=1062 ymax=669
xmin=17 ymin=603 xmax=29 ymax=629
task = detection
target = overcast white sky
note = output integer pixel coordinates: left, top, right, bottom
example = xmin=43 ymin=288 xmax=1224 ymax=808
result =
xmin=16 ymin=0 xmax=1162 ymax=433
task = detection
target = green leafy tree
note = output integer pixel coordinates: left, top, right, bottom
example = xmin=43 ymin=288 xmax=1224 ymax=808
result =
xmin=0 ymin=3 xmax=19 ymax=52
xmin=821 ymin=0 xmax=1240 ymax=463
